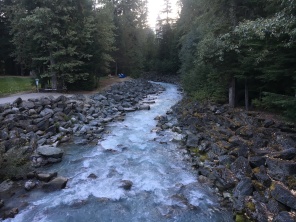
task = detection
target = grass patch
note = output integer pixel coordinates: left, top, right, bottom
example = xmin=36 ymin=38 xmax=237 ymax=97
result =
xmin=0 ymin=76 xmax=34 ymax=97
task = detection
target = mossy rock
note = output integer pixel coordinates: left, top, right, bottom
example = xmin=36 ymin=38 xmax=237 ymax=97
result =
xmin=200 ymin=153 xmax=208 ymax=162
xmin=190 ymin=148 xmax=200 ymax=155
xmin=252 ymin=180 xmax=266 ymax=191
xmin=286 ymin=176 xmax=296 ymax=190
xmin=0 ymin=146 xmax=32 ymax=180
xmin=252 ymin=167 xmax=260 ymax=174
xmin=235 ymin=213 xmax=251 ymax=222
xmin=245 ymin=201 xmax=256 ymax=212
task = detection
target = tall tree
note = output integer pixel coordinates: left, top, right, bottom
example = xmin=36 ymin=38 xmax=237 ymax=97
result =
xmin=7 ymin=0 xmax=116 ymax=90
xmin=112 ymin=0 xmax=149 ymax=77
xmin=0 ymin=0 xmax=15 ymax=75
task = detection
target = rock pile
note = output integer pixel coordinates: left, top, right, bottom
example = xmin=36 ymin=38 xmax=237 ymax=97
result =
xmin=158 ymin=99 xmax=296 ymax=222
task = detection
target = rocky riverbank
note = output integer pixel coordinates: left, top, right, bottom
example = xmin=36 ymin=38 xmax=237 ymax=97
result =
xmin=0 ymin=79 xmax=164 ymax=219
xmin=157 ymin=98 xmax=296 ymax=222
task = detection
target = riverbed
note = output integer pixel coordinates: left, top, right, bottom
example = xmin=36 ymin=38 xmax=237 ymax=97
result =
xmin=6 ymin=83 xmax=233 ymax=222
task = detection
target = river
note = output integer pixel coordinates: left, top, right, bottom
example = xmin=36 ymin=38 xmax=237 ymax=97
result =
xmin=7 ymin=82 xmax=233 ymax=222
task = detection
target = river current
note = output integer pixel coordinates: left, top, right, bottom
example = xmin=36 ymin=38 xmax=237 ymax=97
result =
xmin=7 ymin=82 xmax=233 ymax=222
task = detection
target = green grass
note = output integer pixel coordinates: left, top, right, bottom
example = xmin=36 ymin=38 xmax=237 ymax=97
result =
xmin=0 ymin=76 xmax=34 ymax=97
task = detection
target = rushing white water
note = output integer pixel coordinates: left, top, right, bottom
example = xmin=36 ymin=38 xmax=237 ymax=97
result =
xmin=6 ymin=83 xmax=233 ymax=222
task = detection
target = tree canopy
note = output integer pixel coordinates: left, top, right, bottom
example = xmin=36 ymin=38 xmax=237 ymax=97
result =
xmin=0 ymin=0 xmax=295 ymax=119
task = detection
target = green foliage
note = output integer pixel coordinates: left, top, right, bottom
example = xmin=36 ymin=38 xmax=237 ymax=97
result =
xmin=182 ymin=63 xmax=227 ymax=102
xmin=253 ymin=92 xmax=296 ymax=120
xmin=0 ymin=76 xmax=34 ymax=96
xmin=6 ymin=0 xmax=116 ymax=90
xmin=177 ymin=0 xmax=296 ymax=120
xmin=112 ymin=0 xmax=149 ymax=77
xmin=67 ymin=73 xmax=99 ymax=91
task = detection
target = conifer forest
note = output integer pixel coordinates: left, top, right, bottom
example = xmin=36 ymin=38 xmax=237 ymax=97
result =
xmin=0 ymin=0 xmax=295 ymax=120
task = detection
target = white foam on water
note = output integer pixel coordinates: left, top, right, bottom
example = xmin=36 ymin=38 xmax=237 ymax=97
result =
xmin=5 ymin=83 xmax=233 ymax=222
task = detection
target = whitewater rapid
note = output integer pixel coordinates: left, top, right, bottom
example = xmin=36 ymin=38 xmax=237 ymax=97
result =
xmin=6 ymin=82 xmax=233 ymax=222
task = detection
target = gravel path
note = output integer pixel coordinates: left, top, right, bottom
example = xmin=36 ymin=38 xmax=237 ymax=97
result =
xmin=0 ymin=77 xmax=132 ymax=105
xmin=0 ymin=92 xmax=74 ymax=105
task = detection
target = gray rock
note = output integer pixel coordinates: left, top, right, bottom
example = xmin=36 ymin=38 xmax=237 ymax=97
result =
xmin=211 ymin=143 xmax=227 ymax=156
xmin=0 ymin=129 xmax=9 ymax=140
xmin=0 ymin=199 xmax=4 ymax=208
xmin=3 ymin=207 xmax=19 ymax=219
xmin=212 ymin=167 xmax=238 ymax=191
xmin=21 ymin=101 xmax=35 ymax=109
xmin=254 ymin=171 xmax=272 ymax=188
xmin=271 ymin=181 xmax=296 ymax=210
xmin=123 ymin=107 xmax=136 ymax=112
xmin=234 ymin=177 xmax=253 ymax=197
xmin=119 ymin=180 xmax=133 ymax=190
xmin=13 ymin=97 xmax=22 ymax=105
xmin=88 ymin=173 xmax=98 ymax=179
xmin=266 ymin=158 xmax=296 ymax=180
xmin=37 ymin=172 xmax=57 ymax=182
xmin=230 ymin=156 xmax=252 ymax=179
xmin=37 ymin=145 xmax=64 ymax=158
xmin=40 ymin=108 xmax=54 ymax=117
xmin=218 ymin=155 xmax=236 ymax=166
xmin=186 ymin=134 xmax=203 ymax=148
xmin=138 ymin=105 xmax=150 ymax=110
xmin=0 ymin=180 xmax=14 ymax=192
xmin=24 ymin=180 xmax=36 ymax=191
xmin=249 ymin=156 xmax=266 ymax=168
xmin=264 ymin=119 xmax=274 ymax=128
xmin=272 ymin=148 xmax=296 ymax=160
xmin=273 ymin=211 xmax=296 ymax=222
xmin=42 ymin=177 xmax=68 ymax=192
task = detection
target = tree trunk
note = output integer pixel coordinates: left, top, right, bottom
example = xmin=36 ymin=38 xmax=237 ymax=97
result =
xmin=245 ymin=79 xmax=249 ymax=111
xmin=115 ymin=62 xmax=118 ymax=76
xmin=229 ymin=77 xmax=236 ymax=108
xmin=49 ymin=51 xmax=57 ymax=89
xmin=229 ymin=0 xmax=238 ymax=27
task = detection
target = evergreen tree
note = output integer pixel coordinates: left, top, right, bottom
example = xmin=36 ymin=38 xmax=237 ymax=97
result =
xmin=0 ymin=0 xmax=15 ymax=75
xmin=112 ymin=0 xmax=149 ymax=77
xmin=7 ymin=0 xmax=116 ymax=90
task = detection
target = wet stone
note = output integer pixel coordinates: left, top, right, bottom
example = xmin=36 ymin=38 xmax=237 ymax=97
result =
xmin=37 ymin=146 xmax=64 ymax=159
xmin=273 ymin=211 xmax=296 ymax=222
xmin=119 ymin=180 xmax=133 ymax=190
xmin=233 ymin=177 xmax=253 ymax=197
xmin=230 ymin=156 xmax=252 ymax=179
xmin=24 ymin=180 xmax=36 ymax=191
xmin=272 ymin=148 xmax=296 ymax=160
xmin=271 ymin=182 xmax=296 ymax=210
xmin=42 ymin=177 xmax=68 ymax=192
xmin=249 ymin=156 xmax=266 ymax=168
xmin=266 ymin=158 xmax=296 ymax=180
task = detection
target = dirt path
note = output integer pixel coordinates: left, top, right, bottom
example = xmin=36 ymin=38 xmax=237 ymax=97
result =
xmin=0 ymin=76 xmax=132 ymax=105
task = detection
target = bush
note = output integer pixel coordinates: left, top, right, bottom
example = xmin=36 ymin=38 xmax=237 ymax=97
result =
xmin=253 ymin=92 xmax=296 ymax=121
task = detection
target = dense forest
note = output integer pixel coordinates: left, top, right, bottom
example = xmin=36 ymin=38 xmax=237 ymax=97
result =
xmin=0 ymin=0 xmax=295 ymax=119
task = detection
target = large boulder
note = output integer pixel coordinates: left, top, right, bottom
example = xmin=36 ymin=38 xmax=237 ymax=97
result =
xmin=231 ymin=156 xmax=252 ymax=179
xmin=233 ymin=177 xmax=253 ymax=197
xmin=266 ymin=158 xmax=296 ymax=180
xmin=42 ymin=177 xmax=68 ymax=192
xmin=271 ymin=181 xmax=296 ymax=210
xmin=36 ymin=145 xmax=64 ymax=159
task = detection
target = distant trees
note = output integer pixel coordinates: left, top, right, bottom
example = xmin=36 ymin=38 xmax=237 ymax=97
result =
xmin=6 ymin=0 xmax=116 ymax=90
xmin=112 ymin=0 xmax=150 ymax=77
xmin=0 ymin=0 xmax=15 ymax=75
xmin=1 ymin=0 xmax=294 ymax=119
xmin=154 ymin=0 xmax=179 ymax=75
xmin=177 ymin=0 xmax=296 ymax=119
